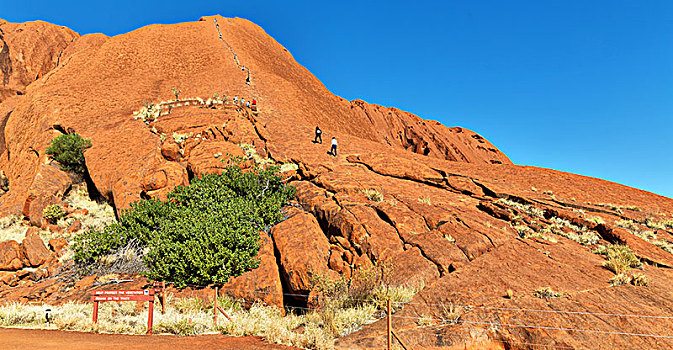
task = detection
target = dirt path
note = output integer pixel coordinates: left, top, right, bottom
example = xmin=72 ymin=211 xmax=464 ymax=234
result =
xmin=0 ymin=327 xmax=298 ymax=350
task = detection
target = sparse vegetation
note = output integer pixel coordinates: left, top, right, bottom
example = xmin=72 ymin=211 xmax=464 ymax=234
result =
xmin=609 ymin=273 xmax=631 ymax=286
xmin=533 ymin=287 xmax=562 ymax=298
xmin=600 ymin=244 xmax=641 ymax=275
xmin=43 ymin=204 xmax=66 ymax=224
xmin=440 ymin=304 xmax=464 ymax=325
xmin=73 ymin=160 xmax=296 ymax=286
xmin=360 ymin=188 xmax=383 ymax=202
xmin=418 ymin=197 xmax=432 ymax=205
xmin=238 ymin=143 xmax=274 ymax=165
xmin=310 ymin=259 xmax=420 ymax=337
xmin=615 ymin=219 xmax=673 ymax=254
xmin=172 ymin=132 xmax=191 ymax=145
xmin=630 ymin=273 xmax=649 ymax=286
xmin=171 ymin=87 xmax=182 ymax=100
xmin=495 ymin=198 xmax=544 ymax=217
xmin=45 ymin=133 xmax=92 ymax=173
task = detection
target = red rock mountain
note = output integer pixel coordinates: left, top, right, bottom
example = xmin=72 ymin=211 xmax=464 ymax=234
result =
xmin=1 ymin=17 xmax=672 ymax=349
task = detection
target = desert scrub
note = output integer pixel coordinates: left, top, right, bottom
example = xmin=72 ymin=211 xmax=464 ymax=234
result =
xmin=238 ymin=143 xmax=274 ymax=165
xmin=73 ymin=161 xmax=296 ymax=286
xmin=360 ymin=188 xmax=383 ymax=202
xmin=63 ymin=184 xmax=116 ymax=232
xmin=46 ymin=133 xmax=92 ymax=173
xmin=630 ymin=273 xmax=649 ymax=286
xmin=0 ymin=215 xmax=28 ymax=243
xmin=495 ymin=198 xmax=544 ymax=217
xmin=615 ymin=219 xmax=673 ymax=254
xmin=418 ymin=197 xmax=432 ymax=205
xmin=600 ymin=245 xmax=641 ymax=275
xmin=43 ymin=204 xmax=66 ymax=224
xmin=533 ymin=287 xmax=562 ymax=298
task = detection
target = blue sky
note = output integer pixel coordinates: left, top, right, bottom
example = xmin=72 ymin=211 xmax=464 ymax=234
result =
xmin=3 ymin=1 xmax=672 ymax=198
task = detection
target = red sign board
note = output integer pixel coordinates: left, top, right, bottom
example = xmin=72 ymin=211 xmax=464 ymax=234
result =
xmin=91 ymin=289 xmax=154 ymax=302
xmin=90 ymin=289 xmax=156 ymax=334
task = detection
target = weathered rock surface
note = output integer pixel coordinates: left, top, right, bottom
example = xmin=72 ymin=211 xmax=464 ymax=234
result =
xmin=0 ymin=16 xmax=672 ymax=350
xmin=221 ymin=233 xmax=284 ymax=307
xmin=0 ymin=240 xmax=25 ymax=270
xmin=271 ymin=207 xmax=332 ymax=295
xmin=22 ymin=234 xmax=51 ymax=266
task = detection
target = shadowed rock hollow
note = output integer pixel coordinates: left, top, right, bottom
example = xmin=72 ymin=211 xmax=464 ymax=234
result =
xmin=1 ymin=16 xmax=672 ymax=349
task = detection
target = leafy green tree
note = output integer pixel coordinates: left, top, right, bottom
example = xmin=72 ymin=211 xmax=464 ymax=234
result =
xmin=45 ymin=133 xmax=92 ymax=173
xmin=73 ymin=162 xmax=296 ymax=287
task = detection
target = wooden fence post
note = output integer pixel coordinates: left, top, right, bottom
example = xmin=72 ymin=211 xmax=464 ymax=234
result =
xmin=387 ymin=299 xmax=392 ymax=350
xmin=161 ymin=281 xmax=166 ymax=315
xmin=214 ymin=287 xmax=218 ymax=327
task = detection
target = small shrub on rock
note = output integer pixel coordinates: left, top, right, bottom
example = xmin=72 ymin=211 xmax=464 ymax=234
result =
xmin=45 ymin=133 xmax=91 ymax=173
xmin=630 ymin=273 xmax=649 ymax=286
xmin=533 ymin=286 xmax=562 ymax=298
xmin=602 ymin=244 xmax=641 ymax=274
xmin=73 ymin=162 xmax=296 ymax=286
xmin=43 ymin=204 xmax=66 ymax=224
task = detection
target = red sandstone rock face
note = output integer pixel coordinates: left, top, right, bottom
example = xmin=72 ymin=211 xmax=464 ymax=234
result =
xmin=21 ymin=234 xmax=51 ymax=267
xmin=0 ymin=20 xmax=78 ymax=102
xmin=0 ymin=17 xmax=672 ymax=350
xmin=221 ymin=233 xmax=284 ymax=307
xmin=0 ymin=240 xmax=25 ymax=270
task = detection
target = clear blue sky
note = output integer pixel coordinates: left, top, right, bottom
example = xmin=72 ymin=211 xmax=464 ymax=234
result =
xmin=3 ymin=1 xmax=672 ymax=198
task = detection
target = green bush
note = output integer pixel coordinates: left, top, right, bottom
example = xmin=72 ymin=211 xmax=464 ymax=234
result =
xmin=43 ymin=204 xmax=66 ymax=224
xmin=45 ymin=133 xmax=92 ymax=173
xmin=73 ymin=162 xmax=295 ymax=287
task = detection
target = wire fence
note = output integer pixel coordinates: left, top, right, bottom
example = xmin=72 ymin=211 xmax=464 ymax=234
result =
xmin=152 ymin=280 xmax=673 ymax=349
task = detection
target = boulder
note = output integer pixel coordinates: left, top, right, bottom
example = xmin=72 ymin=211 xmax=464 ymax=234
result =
xmin=271 ymin=208 xmax=332 ymax=294
xmin=161 ymin=141 xmax=182 ymax=161
xmin=22 ymin=235 xmax=51 ymax=267
xmin=0 ymin=240 xmax=25 ymax=270
xmin=186 ymin=140 xmax=247 ymax=176
xmin=48 ymin=238 xmax=68 ymax=253
xmin=221 ymin=233 xmax=284 ymax=307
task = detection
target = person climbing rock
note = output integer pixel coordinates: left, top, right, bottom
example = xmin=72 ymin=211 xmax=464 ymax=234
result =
xmin=314 ymin=126 xmax=323 ymax=144
xmin=252 ymin=99 xmax=257 ymax=106
xmin=330 ymin=137 xmax=337 ymax=156
xmin=233 ymin=96 xmax=238 ymax=103
xmin=246 ymin=101 xmax=250 ymax=107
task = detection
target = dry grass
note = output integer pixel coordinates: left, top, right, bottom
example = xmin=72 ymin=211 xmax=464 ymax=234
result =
xmin=600 ymin=245 xmax=641 ymax=275
xmin=360 ymin=189 xmax=383 ymax=203
xmin=495 ymin=198 xmax=544 ymax=218
xmin=630 ymin=273 xmax=649 ymax=287
xmin=0 ymin=215 xmax=28 ymax=243
xmin=63 ymin=184 xmax=116 ymax=232
xmin=238 ymin=143 xmax=274 ymax=166
xmin=418 ymin=197 xmax=432 ymax=205
xmin=533 ymin=287 xmax=562 ymax=298
xmin=0 ymin=294 xmax=383 ymax=349
xmin=609 ymin=273 xmax=631 ymax=286
xmin=616 ymin=219 xmax=673 ymax=254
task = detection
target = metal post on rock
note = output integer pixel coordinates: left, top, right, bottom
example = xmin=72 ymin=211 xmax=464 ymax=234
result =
xmin=387 ymin=299 xmax=392 ymax=350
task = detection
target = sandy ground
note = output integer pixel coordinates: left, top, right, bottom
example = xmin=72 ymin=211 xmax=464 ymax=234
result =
xmin=0 ymin=327 xmax=298 ymax=350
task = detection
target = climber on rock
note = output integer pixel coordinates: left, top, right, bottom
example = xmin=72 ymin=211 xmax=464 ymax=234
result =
xmin=314 ymin=126 xmax=322 ymax=144
xmin=330 ymin=137 xmax=337 ymax=156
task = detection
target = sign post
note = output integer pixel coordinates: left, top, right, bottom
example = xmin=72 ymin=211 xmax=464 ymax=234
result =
xmin=91 ymin=289 xmax=155 ymax=335
xmin=153 ymin=281 xmax=166 ymax=315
